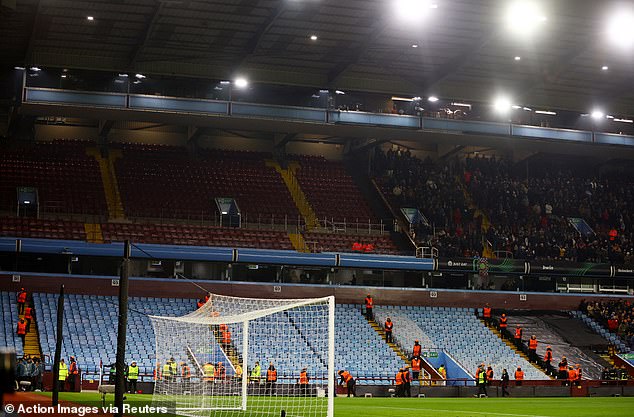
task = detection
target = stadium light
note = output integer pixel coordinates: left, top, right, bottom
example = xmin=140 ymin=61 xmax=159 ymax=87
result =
xmin=87 ymin=16 xmax=94 ymax=21
xmin=14 ymin=66 xmax=25 ymax=70
xmin=394 ymin=0 xmax=437 ymax=23
xmin=234 ymin=77 xmax=248 ymax=88
xmin=514 ymin=56 xmax=521 ymax=61
xmin=614 ymin=118 xmax=633 ymax=123
xmin=135 ymin=73 xmax=146 ymax=79
xmin=504 ymin=1 xmax=547 ymax=37
xmin=591 ymin=110 xmax=605 ymax=120
xmin=601 ymin=65 xmax=609 ymax=71
xmin=30 ymin=66 xmax=41 ymax=72
xmin=428 ymin=96 xmax=439 ymax=102
xmin=310 ymin=35 xmax=318 ymax=41
xmin=606 ymin=8 xmax=634 ymax=49
xmin=493 ymin=97 xmax=512 ymax=114
xmin=535 ymin=110 xmax=556 ymax=115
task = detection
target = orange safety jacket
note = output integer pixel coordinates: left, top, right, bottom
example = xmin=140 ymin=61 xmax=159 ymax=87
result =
xmin=182 ymin=366 xmax=191 ymax=379
xmin=267 ymin=369 xmax=277 ymax=382
xmin=499 ymin=316 xmax=507 ymax=328
xmin=395 ymin=372 xmax=403 ymax=385
xmin=341 ymin=371 xmax=353 ymax=383
xmin=576 ymin=368 xmax=582 ymax=379
xmin=514 ymin=328 xmax=522 ymax=339
xmin=529 ymin=338 xmax=538 ymax=350
xmin=299 ymin=371 xmax=309 ymax=384
xmin=214 ymin=365 xmax=226 ymax=379
xmin=16 ymin=322 xmax=27 ymax=335
xmin=24 ymin=307 xmax=33 ymax=320
xmin=365 ymin=297 xmax=373 ymax=309
xmin=154 ymin=366 xmax=162 ymax=380
xmin=486 ymin=370 xmax=493 ymax=381
xmin=219 ymin=323 xmax=228 ymax=333
xmin=69 ymin=362 xmax=79 ymax=375
xmin=515 ymin=370 xmax=524 ymax=380
xmin=558 ymin=362 xmax=567 ymax=372
xmin=385 ymin=321 xmax=393 ymax=332
xmin=411 ymin=358 xmax=422 ymax=372
xmin=544 ymin=350 xmax=553 ymax=362
xmin=483 ymin=307 xmax=491 ymax=318
xmin=413 ymin=344 xmax=421 ymax=357
xmin=17 ymin=291 xmax=27 ymax=303
xmin=568 ymin=369 xmax=577 ymax=381
xmin=222 ymin=331 xmax=232 ymax=344
xmin=197 ymin=300 xmax=204 ymax=309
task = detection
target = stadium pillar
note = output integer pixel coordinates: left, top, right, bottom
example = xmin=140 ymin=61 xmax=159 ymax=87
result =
xmin=114 ymin=240 xmax=131 ymax=417
xmin=52 ymin=284 xmax=64 ymax=406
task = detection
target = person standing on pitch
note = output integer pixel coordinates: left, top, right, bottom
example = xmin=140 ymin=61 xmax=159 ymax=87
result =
xmin=250 ymin=361 xmax=261 ymax=384
xmin=476 ymin=364 xmax=487 ymax=397
xmin=127 ymin=361 xmax=139 ymax=393
xmin=266 ymin=362 xmax=277 ymax=395
xmin=58 ymin=358 xmax=68 ymax=392
xmin=68 ymin=356 xmax=79 ymax=392
xmin=394 ymin=368 xmax=404 ymax=397
xmin=411 ymin=355 xmax=422 ymax=384
xmin=338 ymin=370 xmax=355 ymax=397
xmin=299 ymin=368 xmax=309 ymax=395
xmin=403 ymin=365 xmax=412 ymax=397
xmin=501 ymin=369 xmax=510 ymax=397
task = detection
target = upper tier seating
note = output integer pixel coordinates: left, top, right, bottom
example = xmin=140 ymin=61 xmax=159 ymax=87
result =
xmin=293 ymin=155 xmax=377 ymax=223
xmin=0 ymin=141 xmax=107 ymax=216
xmin=0 ymin=217 xmax=87 ymax=241
xmin=114 ymin=144 xmax=299 ymax=222
xmin=101 ymin=222 xmax=293 ymax=250
xmin=375 ymin=305 xmax=546 ymax=380
xmin=1 ymin=292 xmax=23 ymax=356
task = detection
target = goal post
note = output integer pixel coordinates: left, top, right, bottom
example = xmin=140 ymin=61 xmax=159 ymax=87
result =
xmin=149 ymin=294 xmax=335 ymax=417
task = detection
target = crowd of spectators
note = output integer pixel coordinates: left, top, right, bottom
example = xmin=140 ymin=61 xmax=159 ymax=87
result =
xmin=465 ymin=156 xmax=634 ymax=264
xmin=373 ymin=147 xmax=634 ymax=265
xmin=580 ymin=299 xmax=634 ymax=352
xmin=373 ymin=147 xmax=483 ymax=257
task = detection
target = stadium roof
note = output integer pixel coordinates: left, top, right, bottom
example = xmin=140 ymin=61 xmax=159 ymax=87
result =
xmin=1 ymin=0 xmax=633 ymax=114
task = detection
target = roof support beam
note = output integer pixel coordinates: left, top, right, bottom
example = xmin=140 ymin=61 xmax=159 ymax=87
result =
xmin=421 ymin=30 xmax=498 ymax=92
xmin=327 ymin=20 xmax=387 ymax=85
xmin=128 ymin=0 xmax=167 ymax=68
xmin=232 ymin=0 xmax=287 ymax=74
xmin=24 ymin=0 xmax=43 ymax=64
xmin=274 ymin=132 xmax=297 ymax=148
xmin=98 ymin=120 xmax=114 ymax=139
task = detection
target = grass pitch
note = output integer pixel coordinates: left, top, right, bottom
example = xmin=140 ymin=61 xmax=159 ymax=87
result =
xmin=30 ymin=392 xmax=634 ymax=417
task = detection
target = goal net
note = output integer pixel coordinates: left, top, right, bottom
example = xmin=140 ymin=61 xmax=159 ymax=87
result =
xmin=149 ymin=294 xmax=334 ymax=417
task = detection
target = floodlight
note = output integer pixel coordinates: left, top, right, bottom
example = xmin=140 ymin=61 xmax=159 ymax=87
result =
xmin=310 ymin=35 xmax=318 ymax=41
xmin=234 ymin=77 xmax=248 ymax=88
xmin=504 ymin=1 xmax=547 ymax=36
xmin=606 ymin=9 xmax=634 ymax=48
xmin=493 ymin=97 xmax=512 ymax=114
xmin=601 ymin=65 xmax=609 ymax=71
xmin=591 ymin=110 xmax=605 ymax=120
xmin=87 ymin=16 xmax=94 ymax=21
xmin=394 ymin=0 xmax=437 ymax=22
xmin=428 ymin=96 xmax=439 ymax=102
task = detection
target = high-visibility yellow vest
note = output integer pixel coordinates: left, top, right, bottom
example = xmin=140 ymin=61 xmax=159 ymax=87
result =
xmin=163 ymin=363 xmax=172 ymax=376
xmin=59 ymin=363 xmax=68 ymax=380
xmin=128 ymin=365 xmax=139 ymax=380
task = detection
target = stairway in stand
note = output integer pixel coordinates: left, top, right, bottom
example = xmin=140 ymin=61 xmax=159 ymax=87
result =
xmin=21 ymin=299 xmax=43 ymax=358
xmin=364 ymin=314 xmax=441 ymax=385
xmin=481 ymin=319 xmax=554 ymax=379
xmin=212 ymin=327 xmax=243 ymax=372
xmin=86 ymin=148 xmax=125 ymax=220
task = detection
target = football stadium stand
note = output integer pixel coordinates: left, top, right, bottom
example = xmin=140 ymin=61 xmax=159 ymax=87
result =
xmin=374 ymin=305 xmax=546 ymax=380
xmin=506 ymin=315 xmax=605 ymax=379
xmin=114 ymin=144 xmax=299 ymax=222
xmin=0 ymin=141 xmax=107 ymax=216
xmin=30 ymin=295 xmax=404 ymax=382
xmin=1 ymin=292 xmax=24 ymax=356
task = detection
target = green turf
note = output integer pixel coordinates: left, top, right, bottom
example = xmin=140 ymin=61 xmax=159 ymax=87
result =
xmin=34 ymin=392 xmax=634 ymax=417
